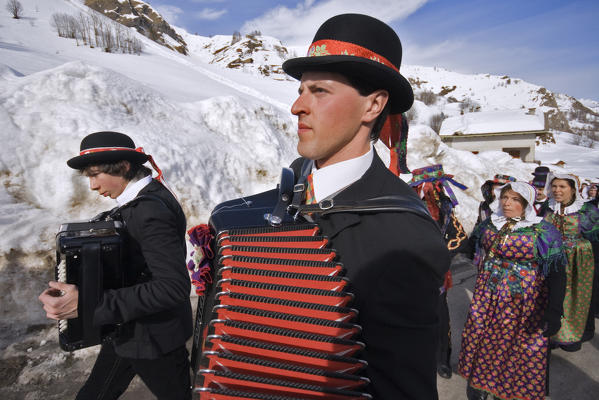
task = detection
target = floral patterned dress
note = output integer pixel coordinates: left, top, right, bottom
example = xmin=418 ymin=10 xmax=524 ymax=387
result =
xmin=544 ymin=202 xmax=599 ymax=345
xmin=458 ymin=219 xmax=565 ymax=400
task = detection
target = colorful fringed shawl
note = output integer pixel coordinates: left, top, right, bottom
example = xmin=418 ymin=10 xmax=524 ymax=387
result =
xmin=409 ymin=165 xmax=468 ymax=254
xmin=409 ymin=165 xmax=468 ymax=291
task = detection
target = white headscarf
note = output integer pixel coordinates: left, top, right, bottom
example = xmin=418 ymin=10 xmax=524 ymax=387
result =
xmin=545 ymin=172 xmax=585 ymax=214
xmin=490 ymin=181 xmax=542 ymax=230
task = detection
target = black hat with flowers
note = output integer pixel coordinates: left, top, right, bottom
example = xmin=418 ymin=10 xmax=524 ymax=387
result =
xmin=282 ymin=13 xmax=414 ymax=114
xmin=67 ymin=131 xmax=149 ymax=169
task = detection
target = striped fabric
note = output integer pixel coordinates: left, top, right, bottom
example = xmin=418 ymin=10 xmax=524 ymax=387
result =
xmin=305 ymin=174 xmax=317 ymax=205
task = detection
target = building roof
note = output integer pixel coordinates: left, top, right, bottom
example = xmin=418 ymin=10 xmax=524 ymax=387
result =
xmin=439 ymin=110 xmax=545 ymax=137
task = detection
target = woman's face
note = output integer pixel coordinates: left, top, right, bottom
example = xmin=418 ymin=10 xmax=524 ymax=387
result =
xmin=500 ymin=189 xmax=525 ymax=219
xmin=551 ymin=179 xmax=575 ymax=205
xmin=589 ymin=186 xmax=598 ymax=198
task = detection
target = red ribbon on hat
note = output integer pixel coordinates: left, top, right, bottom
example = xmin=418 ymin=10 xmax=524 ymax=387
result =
xmin=80 ymin=146 xmax=164 ymax=183
xmin=80 ymin=146 xmax=142 ymax=155
xmin=379 ymin=114 xmax=409 ymax=176
xmin=80 ymin=146 xmax=177 ymax=199
xmin=307 ymin=39 xmax=399 ymax=72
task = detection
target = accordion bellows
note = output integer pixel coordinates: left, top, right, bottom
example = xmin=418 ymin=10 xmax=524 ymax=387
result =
xmin=193 ymin=223 xmax=371 ymax=400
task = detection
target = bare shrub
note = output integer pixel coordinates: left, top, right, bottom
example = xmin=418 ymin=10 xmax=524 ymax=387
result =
xmin=579 ymin=131 xmax=596 ymax=148
xmin=405 ymin=107 xmax=418 ymax=124
xmin=50 ymin=11 xmax=142 ymax=55
xmin=50 ymin=13 xmax=67 ymax=37
xmin=231 ymin=31 xmax=241 ymax=45
xmin=6 ymin=0 xmax=23 ymax=19
xmin=78 ymin=12 xmax=90 ymax=45
xmin=429 ymin=113 xmax=447 ymax=134
xmin=416 ymin=90 xmax=437 ymax=106
xmin=460 ymin=98 xmax=480 ymax=113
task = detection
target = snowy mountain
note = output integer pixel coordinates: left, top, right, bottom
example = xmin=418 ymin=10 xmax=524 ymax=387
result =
xmin=183 ymin=31 xmax=293 ymax=79
xmin=1 ymin=1 xmax=598 ymax=397
xmin=84 ymin=0 xmax=188 ymax=54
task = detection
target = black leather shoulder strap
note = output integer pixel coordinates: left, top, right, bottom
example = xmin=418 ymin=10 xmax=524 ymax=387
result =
xmin=295 ymin=195 xmax=434 ymax=222
xmin=105 ymin=194 xmax=170 ymax=222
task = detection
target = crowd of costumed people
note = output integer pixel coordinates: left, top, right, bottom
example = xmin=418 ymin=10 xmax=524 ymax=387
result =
xmin=411 ymin=163 xmax=599 ymax=400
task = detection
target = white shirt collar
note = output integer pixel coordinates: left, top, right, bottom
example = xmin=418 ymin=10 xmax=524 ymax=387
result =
xmin=116 ymin=175 xmax=153 ymax=206
xmin=311 ymin=147 xmax=373 ymax=202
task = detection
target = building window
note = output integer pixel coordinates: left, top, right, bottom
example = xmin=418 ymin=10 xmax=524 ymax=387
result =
xmin=502 ymin=148 xmax=522 ymax=159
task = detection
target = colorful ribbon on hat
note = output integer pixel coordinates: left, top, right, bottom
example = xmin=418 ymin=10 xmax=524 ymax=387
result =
xmin=81 ymin=146 xmax=173 ymax=196
xmin=307 ymin=39 xmax=399 ymax=72
xmin=409 ymin=164 xmax=468 ymax=208
xmin=81 ymin=146 xmax=163 ymax=182
xmin=379 ymin=114 xmax=409 ymax=175
xmin=79 ymin=146 xmax=143 ymax=155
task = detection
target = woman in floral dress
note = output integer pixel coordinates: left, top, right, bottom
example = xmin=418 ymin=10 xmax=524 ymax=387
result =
xmin=459 ymin=182 xmax=566 ymax=400
xmin=544 ymin=173 xmax=599 ymax=351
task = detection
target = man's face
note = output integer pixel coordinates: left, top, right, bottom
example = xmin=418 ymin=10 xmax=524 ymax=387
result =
xmin=291 ymin=71 xmax=375 ymax=168
xmin=86 ymin=168 xmax=128 ymax=199
xmin=535 ymin=187 xmax=545 ymax=201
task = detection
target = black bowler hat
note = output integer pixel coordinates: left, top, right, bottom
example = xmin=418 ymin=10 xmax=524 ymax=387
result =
xmin=531 ymin=166 xmax=550 ymax=188
xmin=67 ymin=131 xmax=149 ymax=169
xmin=282 ymin=14 xmax=414 ymax=113
xmin=532 ymin=166 xmax=550 ymax=176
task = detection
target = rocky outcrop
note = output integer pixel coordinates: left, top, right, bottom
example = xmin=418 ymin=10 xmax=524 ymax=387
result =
xmin=201 ymin=33 xmax=291 ymax=79
xmin=85 ymin=0 xmax=187 ymax=54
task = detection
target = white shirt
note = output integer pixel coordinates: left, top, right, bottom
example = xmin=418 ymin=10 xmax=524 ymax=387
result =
xmin=311 ymin=147 xmax=374 ymax=202
xmin=116 ymin=175 xmax=153 ymax=206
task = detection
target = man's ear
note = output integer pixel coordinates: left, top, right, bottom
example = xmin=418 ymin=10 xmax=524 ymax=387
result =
xmin=362 ymin=90 xmax=389 ymax=124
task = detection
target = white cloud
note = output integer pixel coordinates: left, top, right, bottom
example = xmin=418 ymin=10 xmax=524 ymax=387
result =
xmin=153 ymin=5 xmax=184 ymax=24
xmin=241 ymin=0 xmax=429 ymax=46
xmin=195 ymin=8 xmax=228 ymax=20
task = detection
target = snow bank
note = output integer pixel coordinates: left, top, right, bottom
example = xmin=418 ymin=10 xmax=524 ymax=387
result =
xmin=0 ymin=61 xmax=297 ymax=255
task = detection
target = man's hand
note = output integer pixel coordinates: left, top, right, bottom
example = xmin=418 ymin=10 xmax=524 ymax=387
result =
xmin=38 ymin=281 xmax=79 ymax=320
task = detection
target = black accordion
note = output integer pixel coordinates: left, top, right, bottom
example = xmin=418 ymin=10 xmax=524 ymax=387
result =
xmin=191 ymin=168 xmax=372 ymax=399
xmin=55 ymin=220 xmax=125 ymax=351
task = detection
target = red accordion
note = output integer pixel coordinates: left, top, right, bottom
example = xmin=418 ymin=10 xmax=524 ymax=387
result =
xmin=190 ymin=182 xmax=371 ymax=400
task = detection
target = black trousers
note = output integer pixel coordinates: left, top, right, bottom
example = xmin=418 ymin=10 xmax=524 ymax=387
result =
xmin=437 ymin=291 xmax=452 ymax=366
xmin=76 ymin=343 xmax=191 ymax=400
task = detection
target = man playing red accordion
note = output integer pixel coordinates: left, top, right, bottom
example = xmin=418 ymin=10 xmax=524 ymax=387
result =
xmin=281 ymin=14 xmax=450 ymax=399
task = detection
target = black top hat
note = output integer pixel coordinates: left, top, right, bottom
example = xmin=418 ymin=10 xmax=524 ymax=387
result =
xmin=67 ymin=131 xmax=149 ymax=169
xmin=532 ymin=166 xmax=550 ymax=176
xmin=282 ymin=14 xmax=414 ymax=114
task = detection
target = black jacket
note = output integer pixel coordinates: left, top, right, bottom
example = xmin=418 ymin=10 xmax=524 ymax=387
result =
xmin=93 ymin=179 xmax=193 ymax=359
xmin=291 ymin=152 xmax=449 ymax=400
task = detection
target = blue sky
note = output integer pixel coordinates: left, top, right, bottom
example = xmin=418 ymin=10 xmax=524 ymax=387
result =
xmin=152 ymin=0 xmax=599 ymax=101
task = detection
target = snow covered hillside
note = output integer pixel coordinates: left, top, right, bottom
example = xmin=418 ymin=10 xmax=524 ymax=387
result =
xmin=1 ymin=1 xmax=599 ymax=397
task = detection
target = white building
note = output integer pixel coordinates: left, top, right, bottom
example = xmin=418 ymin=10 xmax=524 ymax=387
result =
xmin=439 ymin=111 xmax=547 ymax=162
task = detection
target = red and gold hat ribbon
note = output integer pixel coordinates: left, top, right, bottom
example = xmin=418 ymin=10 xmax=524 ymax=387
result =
xmin=307 ymin=39 xmax=399 ymax=72
xmin=80 ymin=146 xmax=165 ymax=183
xmin=79 ymin=146 xmax=141 ymax=155
xmin=378 ymin=114 xmax=409 ymax=176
